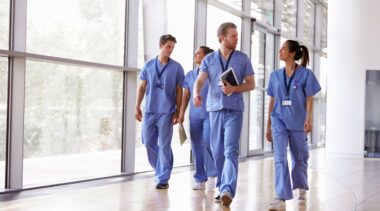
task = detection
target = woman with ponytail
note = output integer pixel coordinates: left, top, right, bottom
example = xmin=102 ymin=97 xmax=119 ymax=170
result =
xmin=266 ymin=40 xmax=321 ymax=210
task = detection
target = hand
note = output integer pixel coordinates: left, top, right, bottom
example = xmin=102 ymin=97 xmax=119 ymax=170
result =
xmin=172 ymin=111 xmax=179 ymax=124
xmin=221 ymin=81 xmax=234 ymax=95
xmin=304 ymin=120 xmax=312 ymax=133
xmin=193 ymin=95 xmax=202 ymax=107
xmin=135 ymin=107 xmax=142 ymax=122
xmin=178 ymin=112 xmax=185 ymax=124
xmin=266 ymin=127 xmax=273 ymax=142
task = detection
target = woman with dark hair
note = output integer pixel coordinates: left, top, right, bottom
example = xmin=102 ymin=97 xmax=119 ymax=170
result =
xmin=266 ymin=40 xmax=321 ymax=210
xmin=178 ymin=46 xmax=217 ymax=191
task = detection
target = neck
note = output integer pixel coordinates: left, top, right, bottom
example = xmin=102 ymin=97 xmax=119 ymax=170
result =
xmin=158 ymin=54 xmax=169 ymax=64
xmin=285 ymin=61 xmax=297 ymax=76
xmin=219 ymin=45 xmax=234 ymax=59
xmin=195 ymin=63 xmax=200 ymax=68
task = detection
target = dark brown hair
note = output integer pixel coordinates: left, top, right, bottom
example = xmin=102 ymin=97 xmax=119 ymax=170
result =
xmin=217 ymin=22 xmax=237 ymax=43
xmin=286 ymin=40 xmax=310 ymax=67
xmin=199 ymin=46 xmax=214 ymax=55
xmin=159 ymin=34 xmax=177 ymax=45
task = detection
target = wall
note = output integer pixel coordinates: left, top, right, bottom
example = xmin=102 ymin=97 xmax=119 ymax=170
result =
xmin=326 ymin=0 xmax=380 ymax=156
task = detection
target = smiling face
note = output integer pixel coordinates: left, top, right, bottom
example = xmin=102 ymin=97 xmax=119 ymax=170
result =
xmin=159 ymin=40 xmax=176 ymax=58
xmin=194 ymin=48 xmax=206 ymax=65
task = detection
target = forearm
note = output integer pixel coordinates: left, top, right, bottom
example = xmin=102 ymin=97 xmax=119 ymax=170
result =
xmin=176 ymin=85 xmax=183 ymax=113
xmin=306 ymin=96 xmax=313 ymax=122
xmin=232 ymin=79 xmax=255 ymax=93
xmin=267 ymin=97 xmax=274 ymax=128
xmin=135 ymin=86 xmax=145 ymax=109
xmin=179 ymin=91 xmax=190 ymax=115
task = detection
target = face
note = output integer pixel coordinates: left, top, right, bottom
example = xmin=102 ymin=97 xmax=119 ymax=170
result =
xmin=221 ymin=28 xmax=238 ymax=50
xmin=194 ymin=48 xmax=206 ymax=65
xmin=159 ymin=40 xmax=176 ymax=58
xmin=278 ymin=42 xmax=295 ymax=62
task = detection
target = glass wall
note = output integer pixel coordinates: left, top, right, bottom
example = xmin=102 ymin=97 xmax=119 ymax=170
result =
xmin=251 ymin=0 xmax=274 ymax=25
xmin=23 ymin=61 xmax=123 ymax=187
xmin=219 ymin=0 xmax=242 ymax=11
xmin=281 ymin=0 xmax=297 ymax=36
xmin=0 ymin=57 xmax=7 ymax=188
xmin=26 ymin=0 xmax=125 ymax=65
xmin=303 ymin=0 xmax=315 ymax=45
xmin=0 ymin=0 xmax=10 ymax=49
xmin=136 ymin=0 xmax=195 ymax=172
xmin=207 ymin=4 xmax=242 ymax=51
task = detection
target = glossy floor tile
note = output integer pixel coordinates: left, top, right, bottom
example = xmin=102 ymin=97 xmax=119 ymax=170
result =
xmin=1 ymin=148 xmax=380 ymax=210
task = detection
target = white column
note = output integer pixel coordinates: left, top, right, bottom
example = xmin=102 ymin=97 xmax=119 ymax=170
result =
xmin=326 ymin=0 xmax=380 ymax=156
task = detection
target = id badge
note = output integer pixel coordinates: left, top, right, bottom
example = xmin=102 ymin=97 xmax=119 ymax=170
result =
xmin=156 ymin=81 xmax=164 ymax=89
xmin=282 ymin=99 xmax=292 ymax=106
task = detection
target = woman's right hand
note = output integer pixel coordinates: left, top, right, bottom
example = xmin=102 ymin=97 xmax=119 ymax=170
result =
xmin=266 ymin=127 xmax=273 ymax=142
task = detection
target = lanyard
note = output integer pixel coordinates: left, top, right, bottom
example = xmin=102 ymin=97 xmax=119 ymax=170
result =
xmin=196 ymin=68 xmax=199 ymax=75
xmin=283 ymin=67 xmax=297 ymax=97
xmin=155 ymin=56 xmax=170 ymax=81
xmin=218 ymin=50 xmax=234 ymax=72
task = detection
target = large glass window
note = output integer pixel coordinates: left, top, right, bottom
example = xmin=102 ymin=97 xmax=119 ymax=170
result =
xmin=23 ymin=61 xmax=123 ymax=187
xmin=321 ymin=7 xmax=327 ymax=55
xmin=218 ymin=0 xmax=242 ymax=11
xmin=281 ymin=0 xmax=297 ymax=36
xmin=0 ymin=0 xmax=10 ymax=49
xmin=0 ymin=57 xmax=8 ymax=189
xmin=136 ymin=0 xmax=194 ymax=172
xmin=207 ymin=5 xmax=242 ymax=51
xmin=303 ymin=0 xmax=315 ymax=45
xmin=26 ymin=0 xmax=125 ymax=65
xmin=251 ymin=0 xmax=274 ymax=25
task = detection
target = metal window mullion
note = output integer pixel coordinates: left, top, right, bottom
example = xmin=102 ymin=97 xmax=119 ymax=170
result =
xmin=194 ymin=0 xmax=207 ymax=50
xmin=297 ymin=0 xmax=304 ymax=40
xmin=6 ymin=0 xmax=27 ymax=189
xmin=121 ymin=0 xmax=139 ymax=174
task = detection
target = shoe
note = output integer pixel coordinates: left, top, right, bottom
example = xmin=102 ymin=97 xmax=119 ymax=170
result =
xmin=214 ymin=194 xmax=221 ymax=203
xmin=156 ymin=183 xmax=169 ymax=189
xmin=298 ymin=189 xmax=307 ymax=205
xmin=193 ymin=182 xmax=206 ymax=190
xmin=220 ymin=192 xmax=233 ymax=207
xmin=206 ymin=177 xmax=216 ymax=190
xmin=268 ymin=198 xmax=286 ymax=210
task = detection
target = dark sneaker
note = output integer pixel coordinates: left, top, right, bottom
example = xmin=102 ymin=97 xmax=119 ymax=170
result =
xmin=221 ymin=192 xmax=233 ymax=207
xmin=214 ymin=195 xmax=221 ymax=203
xmin=156 ymin=183 xmax=169 ymax=189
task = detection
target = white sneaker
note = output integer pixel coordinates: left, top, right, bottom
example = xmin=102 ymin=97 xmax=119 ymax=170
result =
xmin=206 ymin=177 xmax=216 ymax=190
xmin=298 ymin=189 xmax=307 ymax=205
xmin=192 ymin=182 xmax=206 ymax=190
xmin=268 ymin=198 xmax=286 ymax=210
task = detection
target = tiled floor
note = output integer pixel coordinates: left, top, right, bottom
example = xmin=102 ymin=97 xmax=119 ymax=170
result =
xmin=0 ymin=148 xmax=379 ymax=210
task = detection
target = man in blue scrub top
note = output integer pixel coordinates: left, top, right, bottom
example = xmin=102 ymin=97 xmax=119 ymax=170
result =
xmin=266 ymin=40 xmax=321 ymax=210
xmin=178 ymin=46 xmax=217 ymax=191
xmin=135 ymin=34 xmax=184 ymax=189
xmin=193 ymin=22 xmax=255 ymax=207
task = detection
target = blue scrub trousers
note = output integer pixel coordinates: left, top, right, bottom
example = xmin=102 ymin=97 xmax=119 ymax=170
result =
xmin=272 ymin=120 xmax=310 ymax=200
xmin=189 ymin=117 xmax=217 ymax=183
xmin=142 ymin=113 xmax=174 ymax=184
xmin=210 ymin=109 xmax=243 ymax=198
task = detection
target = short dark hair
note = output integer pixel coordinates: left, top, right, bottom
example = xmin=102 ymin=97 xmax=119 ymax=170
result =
xmin=159 ymin=34 xmax=177 ymax=45
xmin=199 ymin=46 xmax=214 ymax=55
xmin=217 ymin=22 xmax=237 ymax=43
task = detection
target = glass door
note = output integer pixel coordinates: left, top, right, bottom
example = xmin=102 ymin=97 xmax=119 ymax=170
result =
xmin=249 ymin=25 xmax=275 ymax=155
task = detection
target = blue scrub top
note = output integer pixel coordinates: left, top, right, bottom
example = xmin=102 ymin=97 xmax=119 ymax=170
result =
xmin=200 ymin=50 xmax=254 ymax=112
xmin=139 ymin=57 xmax=184 ymax=114
xmin=183 ymin=68 xmax=209 ymax=120
xmin=267 ymin=66 xmax=321 ymax=131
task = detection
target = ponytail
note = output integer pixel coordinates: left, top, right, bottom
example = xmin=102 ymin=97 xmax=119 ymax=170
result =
xmin=285 ymin=40 xmax=310 ymax=67
xmin=300 ymin=45 xmax=309 ymax=67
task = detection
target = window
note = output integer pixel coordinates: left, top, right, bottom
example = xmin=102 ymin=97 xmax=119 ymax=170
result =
xmin=0 ymin=57 xmax=8 ymax=188
xmin=207 ymin=4 xmax=242 ymax=51
xmin=218 ymin=0 xmax=242 ymax=11
xmin=251 ymin=0 xmax=274 ymax=25
xmin=23 ymin=61 xmax=123 ymax=187
xmin=27 ymin=0 xmax=126 ymax=65
xmin=281 ymin=0 xmax=297 ymax=36
xmin=303 ymin=0 xmax=315 ymax=45
xmin=0 ymin=0 xmax=10 ymax=49
xmin=136 ymin=0 xmax=195 ymax=172
xmin=321 ymin=7 xmax=327 ymax=55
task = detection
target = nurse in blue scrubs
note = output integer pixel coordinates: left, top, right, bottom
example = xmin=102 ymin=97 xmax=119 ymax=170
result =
xmin=178 ymin=46 xmax=217 ymax=191
xmin=135 ymin=34 xmax=184 ymax=189
xmin=193 ymin=22 xmax=255 ymax=207
xmin=266 ymin=40 xmax=321 ymax=210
